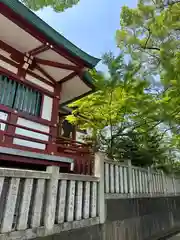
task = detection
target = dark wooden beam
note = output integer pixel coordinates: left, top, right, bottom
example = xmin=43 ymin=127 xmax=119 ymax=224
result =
xmin=0 ymin=53 xmax=19 ymax=68
xmin=59 ymin=72 xmax=77 ymax=84
xmin=27 ymin=69 xmax=55 ymax=86
xmin=17 ymin=67 xmax=26 ymax=79
xmin=0 ymin=40 xmax=23 ymax=62
xmin=0 ymin=52 xmax=56 ymax=88
xmin=28 ymin=44 xmax=50 ymax=56
xmin=35 ymin=64 xmax=57 ymax=84
xmin=0 ymin=53 xmax=26 ymax=78
xmin=36 ymin=58 xmax=79 ymax=71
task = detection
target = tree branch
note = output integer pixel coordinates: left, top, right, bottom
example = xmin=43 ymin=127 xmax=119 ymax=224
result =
xmin=142 ymin=29 xmax=160 ymax=51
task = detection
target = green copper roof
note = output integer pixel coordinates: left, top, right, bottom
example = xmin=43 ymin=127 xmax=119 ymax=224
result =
xmin=1 ymin=0 xmax=100 ymax=68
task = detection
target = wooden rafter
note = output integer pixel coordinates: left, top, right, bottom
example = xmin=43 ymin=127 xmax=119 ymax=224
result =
xmin=59 ymin=72 xmax=77 ymax=84
xmin=0 ymin=53 xmax=27 ymax=79
xmin=36 ymin=58 xmax=79 ymax=71
xmin=0 ymin=36 xmax=82 ymax=86
xmin=28 ymin=44 xmax=50 ymax=56
xmin=0 ymin=40 xmax=23 ymax=61
xmin=0 ymin=53 xmax=55 ymax=88
xmin=27 ymin=69 xmax=55 ymax=86
xmin=0 ymin=49 xmax=80 ymax=86
xmin=36 ymin=64 xmax=57 ymax=84
xmin=0 ymin=4 xmax=85 ymax=68
xmin=0 ymin=53 xmax=19 ymax=68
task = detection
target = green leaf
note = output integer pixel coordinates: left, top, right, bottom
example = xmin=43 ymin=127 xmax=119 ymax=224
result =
xmin=22 ymin=0 xmax=80 ymax=11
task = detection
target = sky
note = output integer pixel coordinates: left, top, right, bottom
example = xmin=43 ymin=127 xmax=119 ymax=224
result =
xmin=36 ymin=0 xmax=137 ymax=70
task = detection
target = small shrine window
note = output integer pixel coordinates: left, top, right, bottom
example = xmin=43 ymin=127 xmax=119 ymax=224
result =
xmin=0 ymin=75 xmax=42 ymax=117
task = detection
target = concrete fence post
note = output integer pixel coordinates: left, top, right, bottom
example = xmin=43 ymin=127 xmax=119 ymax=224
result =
xmin=94 ymin=152 xmax=105 ymax=224
xmin=172 ymin=174 xmax=176 ymax=196
xmin=148 ymin=167 xmax=152 ymax=196
xmin=127 ymin=160 xmax=133 ymax=197
xmin=161 ymin=170 xmax=167 ymax=196
xmin=44 ymin=166 xmax=59 ymax=231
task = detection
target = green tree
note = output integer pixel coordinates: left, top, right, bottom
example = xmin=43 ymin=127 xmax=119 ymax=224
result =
xmin=67 ymin=53 xmax=174 ymax=168
xmin=116 ymin=0 xmax=180 ymax=148
xmin=22 ymin=0 xmax=80 ymax=11
xmin=116 ymin=0 xmax=180 ymax=82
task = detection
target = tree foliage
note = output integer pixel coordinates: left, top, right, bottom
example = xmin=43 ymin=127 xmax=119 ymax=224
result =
xmin=22 ymin=0 xmax=80 ymax=11
xmin=116 ymin=0 xmax=180 ymax=149
xmin=66 ymin=0 xmax=180 ymax=172
xmin=67 ymin=53 xmax=176 ymax=170
xmin=116 ymin=0 xmax=180 ymax=80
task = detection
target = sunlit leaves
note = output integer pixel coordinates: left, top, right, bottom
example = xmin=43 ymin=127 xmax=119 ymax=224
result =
xmin=67 ymin=53 xmax=170 ymax=164
xmin=117 ymin=0 xmax=180 ymax=85
xmin=22 ymin=0 xmax=80 ymax=11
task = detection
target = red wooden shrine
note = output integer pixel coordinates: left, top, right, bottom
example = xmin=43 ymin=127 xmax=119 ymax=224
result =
xmin=0 ymin=0 xmax=100 ymax=175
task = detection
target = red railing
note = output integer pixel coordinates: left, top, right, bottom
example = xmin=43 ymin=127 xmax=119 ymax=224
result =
xmin=56 ymin=137 xmax=94 ymax=175
xmin=0 ymin=118 xmax=94 ymax=175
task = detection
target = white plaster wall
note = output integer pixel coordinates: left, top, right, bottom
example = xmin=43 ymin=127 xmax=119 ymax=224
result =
xmin=0 ymin=59 xmax=18 ymax=74
xmin=41 ymin=96 xmax=53 ymax=121
xmin=0 ymin=111 xmax=8 ymax=131
xmin=25 ymin=74 xmax=54 ymax=93
xmin=15 ymin=128 xmax=49 ymax=141
xmin=13 ymin=138 xmax=46 ymax=150
xmin=16 ymin=118 xmax=50 ymax=133
xmin=13 ymin=117 xmax=50 ymax=150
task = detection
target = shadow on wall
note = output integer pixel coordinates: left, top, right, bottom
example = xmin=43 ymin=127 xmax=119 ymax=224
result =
xmin=105 ymin=196 xmax=180 ymax=240
xmin=33 ymin=224 xmax=103 ymax=240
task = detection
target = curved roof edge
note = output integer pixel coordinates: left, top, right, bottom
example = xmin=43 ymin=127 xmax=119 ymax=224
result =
xmin=2 ymin=0 xmax=101 ymax=68
xmin=82 ymin=71 xmax=95 ymax=90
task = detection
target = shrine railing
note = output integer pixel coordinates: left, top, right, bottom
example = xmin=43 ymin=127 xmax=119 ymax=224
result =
xmin=56 ymin=136 xmax=94 ymax=175
xmin=0 ymin=115 xmax=94 ymax=175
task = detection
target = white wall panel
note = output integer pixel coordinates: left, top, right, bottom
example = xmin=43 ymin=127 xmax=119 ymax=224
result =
xmin=13 ymin=138 xmax=46 ymax=150
xmin=41 ymin=96 xmax=53 ymax=121
xmin=14 ymin=117 xmax=49 ymax=149
xmin=0 ymin=60 xmax=18 ymax=74
xmin=17 ymin=118 xmax=49 ymax=133
xmin=15 ymin=128 xmax=49 ymax=141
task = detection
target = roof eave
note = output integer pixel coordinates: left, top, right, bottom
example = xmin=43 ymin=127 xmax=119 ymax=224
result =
xmin=1 ymin=0 xmax=101 ymax=68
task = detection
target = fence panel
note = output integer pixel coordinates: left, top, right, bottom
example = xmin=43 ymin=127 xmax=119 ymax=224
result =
xmin=0 ymin=168 xmax=100 ymax=235
xmin=0 ymin=168 xmax=50 ymax=233
xmin=55 ymin=174 xmax=99 ymax=224
xmin=104 ymin=160 xmax=179 ymax=198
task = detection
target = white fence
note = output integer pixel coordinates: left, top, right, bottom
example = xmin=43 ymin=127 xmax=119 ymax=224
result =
xmin=0 ymin=167 xmax=100 ymax=238
xmin=104 ymin=160 xmax=180 ymax=197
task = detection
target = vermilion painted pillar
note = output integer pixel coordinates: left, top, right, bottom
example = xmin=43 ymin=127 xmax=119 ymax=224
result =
xmin=5 ymin=111 xmax=18 ymax=146
xmin=47 ymin=84 xmax=61 ymax=155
